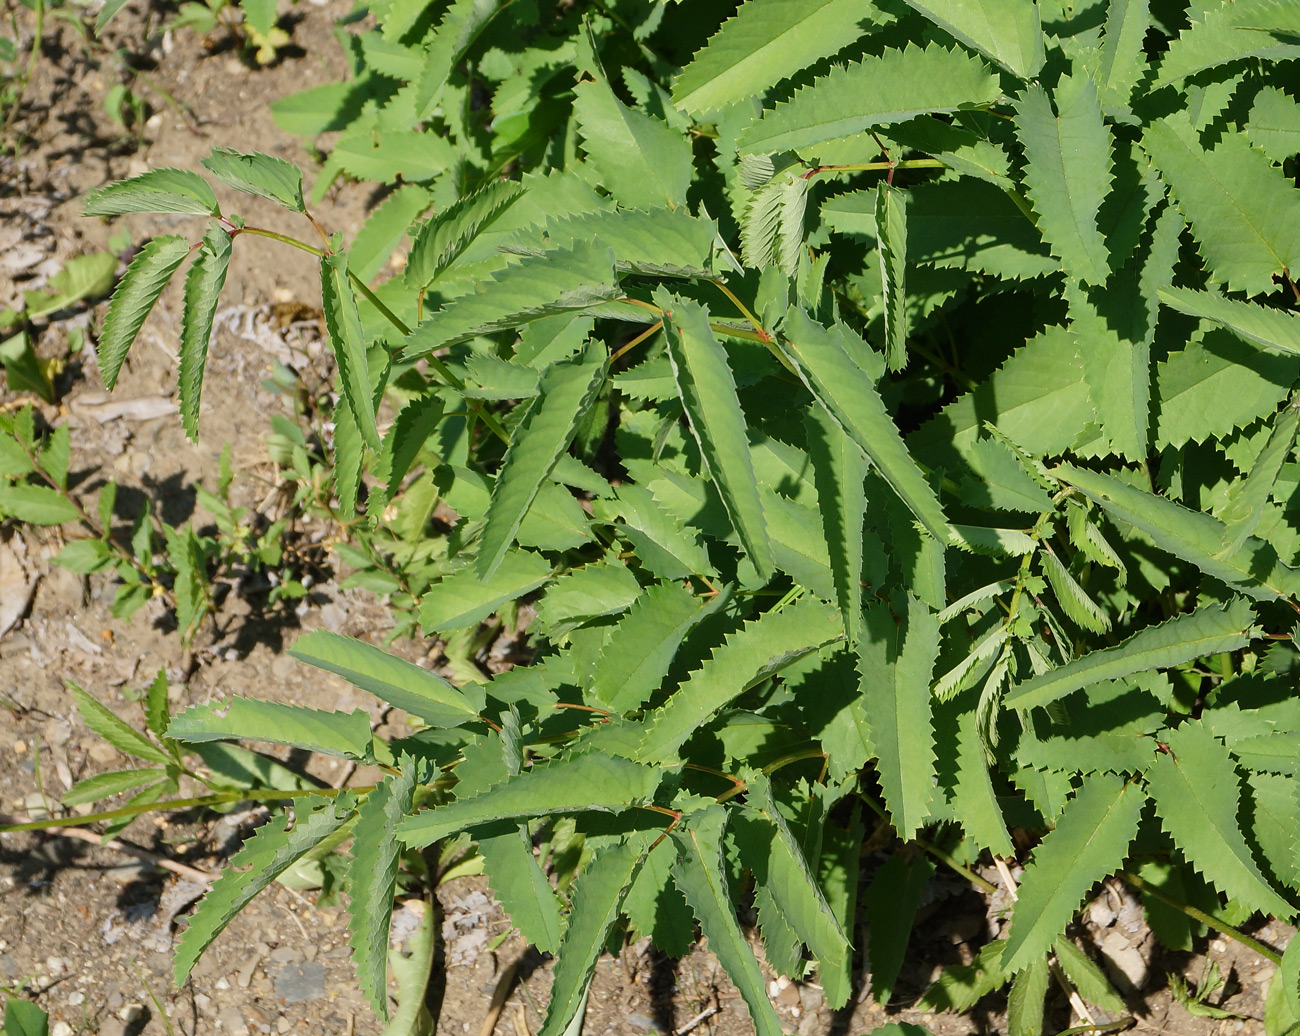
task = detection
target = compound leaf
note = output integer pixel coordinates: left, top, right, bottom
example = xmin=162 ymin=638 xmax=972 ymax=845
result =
xmin=97 ymin=235 xmax=190 ymax=391
xmin=174 ymin=795 xmax=356 ymax=982
xmin=1002 ymin=775 xmax=1144 ymax=971
xmin=70 ymin=682 xmax=170 ymax=765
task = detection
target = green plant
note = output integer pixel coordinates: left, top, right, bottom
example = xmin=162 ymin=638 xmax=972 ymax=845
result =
xmin=2 ymin=998 xmax=47 ymax=1036
xmin=34 ymin=0 xmax=1300 ymax=1033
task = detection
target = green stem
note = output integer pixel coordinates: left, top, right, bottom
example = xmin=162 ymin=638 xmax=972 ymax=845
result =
xmin=857 ymin=793 xmax=997 ymax=893
xmin=709 ymin=279 xmax=770 ymax=341
xmin=804 ymin=159 xmax=946 ymax=180
xmin=1051 ymin=1019 xmax=1133 ymax=1036
xmin=0 ymin=784 xmax=363 ymax=834
xmin=1116 ymin=870 xmax=1282 ymax=965
xmin=237 ymin=225 xmax=326 ymax=256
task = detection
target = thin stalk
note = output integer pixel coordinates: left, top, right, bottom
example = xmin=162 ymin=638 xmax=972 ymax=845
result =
xmin=611 ymin=319 xmax=663 ymax=363
xmin=803 ymin=158 xmax=945 ymax=180
xmin=709 ymin=279 xmax=769 ymax=342
xmin=237 ymin=225 xmax=325 ymax=256
xmin=857 ymin=793 xmax=997 ymax=893
xmin=1116 ymin=870 xmax=1281 ymax=965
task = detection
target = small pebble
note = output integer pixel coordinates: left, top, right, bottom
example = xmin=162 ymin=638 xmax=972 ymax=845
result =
xmin=273 ymin=962 xmax=325 ymax=1003
xmin=67 ymin=991 xmax=85 ymax=1006
xmin=51 ymin=1023 xmax=72 ymax=1036
xmin=218 ymin=1006 xmax=248 ymax=1036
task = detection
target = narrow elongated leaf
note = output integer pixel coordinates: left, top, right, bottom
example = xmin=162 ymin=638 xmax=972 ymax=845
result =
xmin=200 ymin=148 xmax=305 ymax=212
xmin=0 ymin=485 xmax=80 ymax=525
xmin=290 ymin=629 xmax=485 ymax=726
xmin=70 ymin=682 xmax=170 ymax=765
xmin=902 ymin=0 xmax=1044 ymax=77
xmin=375 ymin=394 xmax=444 ymax=508
xmin=1097 ymin=0 xmax=1150 ymax=110
xmin=876 ymin=183 xmax=908 ymax=370
xmin=635 ymin=596 xmax=843 ymax=763
xmin=398 ymin=752 xmax=663 ymax=847
xmin=97 ymin=235 xmax=190 ymax=390
xmin=174 ymin=796 xmax=356 ymax=982
xmin=671 ymin=0 xmax=871 ymax=115
xmin=1015 ymin=77 xmax=1111 ymax=285
xmin=1007 ymin=955 xmax=1050 ymax=1036
xmin=780 ymin=308 xmax=950 ymax=540
xmin=167 ymin=697 xmax=374 ymax=760
xmin=741 ymin=171 xmax=810 ymax=276
xmin=477 ymin=819 xmax=565 ymax=953
xmin=1219 ymin=406 xmax=1300 ymax=551
xmin=321 ymin=252 xmax=381 ymax=452
xmin=404 ymin=181 xmax=523 ymax=289
xmin=63 ymin=767 xmax=165 ymax=805
xmin=672 ymin=806 xmax=784 ymax=1036
xmin=1002 ymin=775 xmax=1144 ymax=971
xmin=742 ymin=774 xmax=850 ymax=975
xmin=949 ymin=697 xmax=1014 ymax=855
xmin=1040 ymin=551 xmax=1110 ymax=634
xmin=1057 ymin=463 xmax=1300 ymax=600
xmin=477 ymin=340 xmax=607 ymax=579
xmin=419 ymin=551 xmax=552 ymax=633
xmin=861 ymin=596 xmax=939 ymax=839
xmin=507 ymin=208 xmax=716 ymax=279
xmin=1154 ymin=0 xmax=1300 ymax=86
xmin=594 ymin=484 xmax=716 ymax=581
xmin=539 ymin=835 xmax=651 ymax=1036
xmin=1053 ymin=939 xmax=1127 ymax=1015
xmin=84 ymin=168 xmax=219 ymax=217
xmin=1146 ymin=720 xmax=1294 ymax=918
xmin=656 ymin=288 xmax=774 ymax=579
xmin=413 ymin=0 xmax=507 ymax=117
xmin=1143 ymin=116 xmax=1300 ymax=297
xmin=805 ymin=408 xmax=868 ymax=643
xmin=402 ymin=242 xmax=618 ymax=359
xmin=1158 ymin=287 xmax=1300 ymax=359
xmin=589 ymin=582 xmax=709 ymax=713
xmin=348 ymin=763 xmax=417 ymax=1019
xmin=1006 ymin=600 xmax=1256 ymax=711
xmin=862 ymin=850 xmax=936 ymax=1005
xmin=574 ymin=27 xmax=691 ymax=211
xmin=178 ymin=227 xmax=232 ymax=441
xmin=738 ymin=44 xmax=1000 ymax=155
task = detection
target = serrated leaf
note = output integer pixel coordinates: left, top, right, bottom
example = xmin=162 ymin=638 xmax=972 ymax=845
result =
xmin=178 ymin=227 xmax=232 ymax=441
xmin=589 ymin=582 xmax=708 ymax=713
xmin=533 ymin=561 xmax=640 ymax=636
xmin=0 ymin=484 xmax=78 ymax=526
xmin=876 ymin=182 xmax=908 ymax=370
xmin=1007 ymin=955 xmax=1049 ymax=1036
xmin=1248 ymin=86 xmax=1300 ymax=164
xmin=174 ymin=796 xmax=356 ymax=982
xmin=1154 ymin=0 xmax=1300 ymax=86
xmin=1146 ymin=720 xmax=1294 ymax=918
xmin=70 ymin=682 xmax=170 ymax=764
xmin=1041 ymin=550 xmax=1110 ymax=634
xmin=375 ymin=394 xmax=444 ymax=509
xmin=84 ymin=168 xmax=220 ymax=217
xmin=62 ymin=767 xmax=166 ymax=805
xmin=413 ymin=0 xmax=507 ymax=118
xmin=290 ymin=629 xmax=485 ymax=727
xmin=1097 ymin=0 xmax=1150 ymax=111
xmin=621 ymin=836 xmax=696 ymax=958
xmin=539 ymin=834 xmax=652 ymax=1036
xmin=1158 ymin=287 xmax=1300 ymax=359
xmin=507 ymin=208 xmax=717 ymax=280
xmin=404 ymin=180 xmax=523 ymax=289
xmin=656 ymin=288 xmax=774 ymax=579
xmin=477 ymin=340 xmax=607 ymax=579
xmin=1219 ymin=405 xmax=1300 ymax=552
xmin=671 ymin=806 xmax=784 ymax=1036
xmin=167 ymin=697 xmax=374 ymax=760
xmin=903 ymin=0 xmax=1044 ymax=77
xmin=861 ymin=596 xmax=939 ymax=839
xmin=595 ymin=484 xmax=715 ymax=581
xmin=741 ymin=171 xmax=810 ymax=276
xmin=419 ymin=550 xmax=551 ymax=633
xmin=1007 ymin=600 xmax=1256 ymax=712
xmin=573 ymin=27 xmax=691 ymax=211
xmin=805 ymin=408 xmax=868 ymax=644
xmin=781 ymin=307 xmax=950 ymax=541
xmin=1057 ymin=463 xmax=1300 ymax=601
xmin=332 ymin=401 xmax=363 ymax=521
xmin=402 ymin=242 xmax=618 ymax=360
xmin=398 ymin=752 xmax=663 ymax=847
xmin=947 ymin=696 xmax=1013 ymax=855
xmin=671 ymin=0 xmax=871 ymax=115
xmin=1002 ymin=775 xmax=1144 ymax=971
xmin=635 ymin=596 xmax=843 ymax=763
xmin=1015 ymin=77 xmax=1112 ymax=285
xmin=144 ymin=667 xmax=169 ymax=741
xmin=738 ymin=44 xmax=1001 ymax=155
xmin=1143 ymin=117 xmax=1300 ymax=297
xmin=97 ymin=235 xmax=190 ymax=391
xmin=349 ymin=185 xmax=431 ymax=284
xmin=1053 ymin=939 xmax=1127 ymax=1015
xmin=321 ymin=251 xmax=381 ymax=453
xmin=962 ymin=437 xmax=1054 ymax=513
xmin=477 ymin=816 xmax=564 ymax=954
xmin=862 ymin=850 xmax=936 ymax=1005
xmin=200 ymin=148 xmax=305 ymax=212
xmin=740 ymin=773 xmax=850 ymax=977
xmin=348 ymin=763 xmax=417 ymax=1019
xmin=919 ymin=941 xmax=1008 ymax=1012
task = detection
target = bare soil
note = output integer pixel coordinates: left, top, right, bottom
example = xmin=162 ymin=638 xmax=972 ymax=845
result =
xmin=0 ymin=5 xmax=1293 ymax=1035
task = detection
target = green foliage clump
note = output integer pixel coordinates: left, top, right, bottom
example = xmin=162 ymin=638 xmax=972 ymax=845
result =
xmin=58 ymin=0 xmax=1300 ymax=1032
